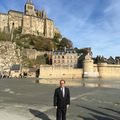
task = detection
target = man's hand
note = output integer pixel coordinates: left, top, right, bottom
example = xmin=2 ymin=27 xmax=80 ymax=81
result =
xmin=54 ymin=106 xmax=57 ymax=109
xmin=67 ymin=105 xmax=69 ymax=108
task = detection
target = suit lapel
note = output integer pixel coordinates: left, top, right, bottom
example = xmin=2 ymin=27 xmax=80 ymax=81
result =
xmin=64 ymin=87 xmax=66 ymax=98
xmin=59 ymin=87 xmax=63 ymax=98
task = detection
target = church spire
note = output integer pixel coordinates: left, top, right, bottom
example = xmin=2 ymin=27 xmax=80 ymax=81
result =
xmin=27 ymin=0 xmax=33 ymax=4
xmin=25 ymin=0 xmax=35 ymax=15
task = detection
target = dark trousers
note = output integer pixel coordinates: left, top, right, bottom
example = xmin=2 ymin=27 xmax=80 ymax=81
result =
xmin=56 ymin=108 xmax=67 ymax=120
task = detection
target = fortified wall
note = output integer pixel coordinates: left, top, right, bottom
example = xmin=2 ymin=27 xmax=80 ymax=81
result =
xmin=98 ymin=63 xmax=120 ymax=78
xmin=83 ymin=55 xmax=120 ymax=78
xmin=40 ymin=65 xmax=83 ymax=79
xmin=39 ymin=55 xmax=120 ymax=79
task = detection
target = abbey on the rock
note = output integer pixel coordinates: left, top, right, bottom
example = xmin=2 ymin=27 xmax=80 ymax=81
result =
xmin=0 ymin=0 xmax=59 ymax=38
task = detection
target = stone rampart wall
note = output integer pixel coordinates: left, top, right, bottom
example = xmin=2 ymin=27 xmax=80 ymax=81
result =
xmin=39 ymin=63 xmax=120 ymax=79
xmin=98 ymin=63 xmax=120 ymax=78
xmin=40 ymin=65 xmax=83 ymax=79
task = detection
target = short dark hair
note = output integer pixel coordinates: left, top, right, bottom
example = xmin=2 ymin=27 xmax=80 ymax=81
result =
xmin=60 ymin=80 xmax=65 ymax=84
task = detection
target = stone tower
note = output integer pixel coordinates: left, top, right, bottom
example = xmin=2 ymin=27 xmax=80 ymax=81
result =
xmin=24 ymin=0 xmax=36 ymax=16
xmin=83 ymin=53 xmax=94 ymax=77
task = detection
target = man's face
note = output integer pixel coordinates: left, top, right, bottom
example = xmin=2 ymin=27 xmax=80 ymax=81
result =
xmin=60 ymin=80 xmax=65 ymax=88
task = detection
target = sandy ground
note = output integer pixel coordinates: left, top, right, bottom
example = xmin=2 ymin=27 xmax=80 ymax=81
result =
xmin=0 ymin=103 xmax=56 ymax=120
xmin=0 ymin=111 xmax=27 ymax=120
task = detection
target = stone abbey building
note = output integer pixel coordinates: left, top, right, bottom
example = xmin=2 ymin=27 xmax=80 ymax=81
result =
xmin=0 ymin=0 xmax=59 ymax=38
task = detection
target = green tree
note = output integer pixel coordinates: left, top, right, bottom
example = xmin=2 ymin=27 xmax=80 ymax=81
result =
xmin=35 ymin=55 xmax=46 ymax=64
xmin=74 ymin=48 xmax=88 ymax=55
xmin=13 ymin=27 xmax=22 ymax=41
xmin=0 ymin=31 xmax=11 ymax=41
xmin=59 ymin=37 xmax=73 ymax=49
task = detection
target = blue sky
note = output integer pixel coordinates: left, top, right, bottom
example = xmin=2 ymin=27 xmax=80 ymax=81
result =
xmin=0 ymin=0 xmax=120 ymax=57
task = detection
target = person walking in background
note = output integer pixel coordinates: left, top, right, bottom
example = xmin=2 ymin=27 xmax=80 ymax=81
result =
xmin=54 ymin=80 xmax=70 ymax=120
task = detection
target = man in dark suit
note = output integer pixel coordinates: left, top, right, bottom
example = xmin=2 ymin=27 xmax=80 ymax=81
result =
xmin=54 ymin=80 xmax=70 ymax=120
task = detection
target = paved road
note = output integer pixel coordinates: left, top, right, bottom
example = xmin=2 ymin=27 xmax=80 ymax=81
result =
xmin=0 ymin=78 xmax=120 ymax=120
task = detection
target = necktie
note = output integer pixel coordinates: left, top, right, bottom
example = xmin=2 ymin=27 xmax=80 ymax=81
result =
xmin=61 ymin=88 xmax=64 ymax=97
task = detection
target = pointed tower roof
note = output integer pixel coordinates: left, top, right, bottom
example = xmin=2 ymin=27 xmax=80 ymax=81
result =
xmin=26 ymin=0 xmax=33 ymax=5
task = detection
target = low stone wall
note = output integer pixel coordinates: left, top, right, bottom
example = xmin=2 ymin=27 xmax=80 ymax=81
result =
xmin=98 ymin=63 xmax=120 ymax=78
xmin=40 ymin=65 xmax=83 ymax=79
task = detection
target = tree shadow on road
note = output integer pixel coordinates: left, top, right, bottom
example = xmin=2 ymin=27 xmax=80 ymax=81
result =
xmin=29 ymin=108 xmax=51 ymax=120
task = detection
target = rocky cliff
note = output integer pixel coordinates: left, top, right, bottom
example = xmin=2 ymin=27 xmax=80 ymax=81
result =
xmin=0 ymin=41 xmax=21 ymax=71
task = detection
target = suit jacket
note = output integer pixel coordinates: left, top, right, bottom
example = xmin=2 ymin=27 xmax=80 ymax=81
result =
xmin=54 ymin=87 xmax=70 ymax=109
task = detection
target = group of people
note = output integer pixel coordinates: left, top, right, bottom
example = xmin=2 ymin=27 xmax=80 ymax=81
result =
xmin=19 ymin=72 xmax=28 ymax=78
xmin=0 ymin=71 xmax=28 ymax=78
xmin=0 ymin=72 xmax=9 ymax=78
xmin=54 ymin=80 xmax=70 ymax=120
